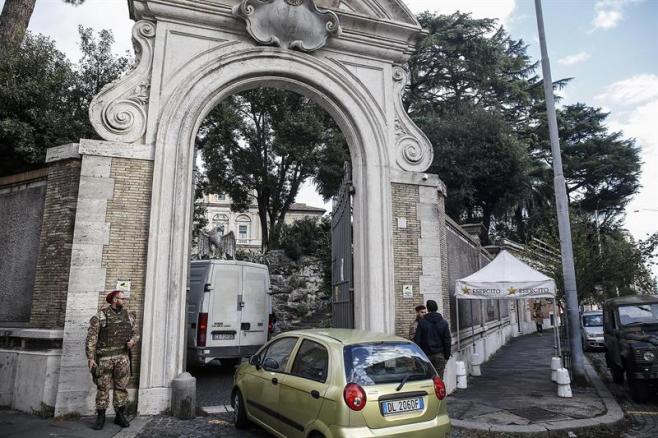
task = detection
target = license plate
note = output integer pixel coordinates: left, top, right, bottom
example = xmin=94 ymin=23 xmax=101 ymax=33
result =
xmin=380 ymin=397 xmax=424 ymax=416
xmin=212 ymin=333 xmax=235 ymax=340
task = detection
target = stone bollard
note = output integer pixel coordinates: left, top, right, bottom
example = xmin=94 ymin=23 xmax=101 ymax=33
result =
xmin=470 ymin=353 xmax=482 ymax=376
xmin=551 ymin=356 xmax=562 ymax=382
xmin=171 ymin=372 xmax=197 ymax=419
xmin=556 ymin=368 xmax=572 ymax=398
xmin=456 ymin=361 xmax=468 ymax=389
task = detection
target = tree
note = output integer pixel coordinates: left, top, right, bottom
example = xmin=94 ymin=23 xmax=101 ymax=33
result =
xmin=0 ymin=0 xmax=84 ymax=49
xmin=536 ymin=103 xmax=641 ymax=222
xmin=198 ymin=88 xmax=347 ymax=251
xmin=538 ymin=217 xmax=656 ymax=303
xmin=0 ymin=27 xmax=129 ymax=176
xmin=418 ymin=105 xmax=530 ymax=241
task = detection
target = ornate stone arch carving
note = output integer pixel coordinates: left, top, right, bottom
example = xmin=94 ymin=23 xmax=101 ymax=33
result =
xmin=89 ymin=20 xmax=156 ymax=143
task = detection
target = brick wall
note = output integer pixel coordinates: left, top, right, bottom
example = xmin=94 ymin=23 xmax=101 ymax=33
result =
xmin=30 ymin=159 xmax=82 ymax=328
xmin=100 ymin=157 xmax=153 ymax=386
xmin=391 ymin=183 xmax=422 ymax=337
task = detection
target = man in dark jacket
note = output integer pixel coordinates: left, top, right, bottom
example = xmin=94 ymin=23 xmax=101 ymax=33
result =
xmin=414 ymin=300 xmax=451 ymax=378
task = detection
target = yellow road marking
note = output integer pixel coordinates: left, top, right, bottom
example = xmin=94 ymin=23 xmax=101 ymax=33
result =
xmin=626 ymin=411 xmax=658 ymax=415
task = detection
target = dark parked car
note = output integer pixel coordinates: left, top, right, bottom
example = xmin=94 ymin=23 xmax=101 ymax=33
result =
xmin=603 ymin=295 xmax=658 ymax=402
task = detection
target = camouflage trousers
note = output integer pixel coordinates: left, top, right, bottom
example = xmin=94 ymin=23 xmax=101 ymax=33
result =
xmin=428 ymin=353 xmax=447 ymax=379
xmin=95 ymin=354 xmax=130 ymax=410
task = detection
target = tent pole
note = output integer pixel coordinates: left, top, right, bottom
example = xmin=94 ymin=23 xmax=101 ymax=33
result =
xmin=456 ymin=297 xmax=461 ymax=357
xmin=554 ymin=300 xmax=562 ymax=358
xmin=470 ymin=300 xmax=476 ymax=352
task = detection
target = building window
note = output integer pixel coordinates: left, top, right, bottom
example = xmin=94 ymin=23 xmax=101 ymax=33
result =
xmin=239 ymin=224 xmax=248 ymax=240
xmin=217 ymin=193 xmax=226 ymax=200
xmin=236 ymin=214 xmax=251 ymax=241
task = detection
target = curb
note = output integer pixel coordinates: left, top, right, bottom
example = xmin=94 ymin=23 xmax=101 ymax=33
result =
xmin=111 ymin=416 xmax=151 ymax=438
xmin=451 ymin=356 xmax=624 ymax=436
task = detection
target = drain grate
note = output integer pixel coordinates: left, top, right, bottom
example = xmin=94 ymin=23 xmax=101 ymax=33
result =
xmin=508 ymin=407 xmax=561 ymax=422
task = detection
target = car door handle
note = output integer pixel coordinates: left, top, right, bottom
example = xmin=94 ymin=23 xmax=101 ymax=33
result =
xmin=310 ymin=390 xmax=320 ymax=399
xmin=271 ymin=378 xmax=278 ymax=385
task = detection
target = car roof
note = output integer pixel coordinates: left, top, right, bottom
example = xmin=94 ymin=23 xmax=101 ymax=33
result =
xmin=278 ymin=328 xmax=412 ymax=346
xmin=604 ymin=294 xmax=658 ymax=308
xmin=582 ymin=310 xmax=602 ymax=315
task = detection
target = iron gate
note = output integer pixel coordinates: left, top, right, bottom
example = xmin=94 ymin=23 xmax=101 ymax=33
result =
xmin=331 ymin=162 xmax=354 ymax=328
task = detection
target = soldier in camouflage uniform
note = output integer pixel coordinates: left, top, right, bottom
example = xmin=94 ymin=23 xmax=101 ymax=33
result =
xmin=86 ymin=290 xmax=138 ymax=430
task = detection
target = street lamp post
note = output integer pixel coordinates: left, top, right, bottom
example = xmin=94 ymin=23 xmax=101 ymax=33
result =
xmin=534 ymin=0 xmax=586 ymax=383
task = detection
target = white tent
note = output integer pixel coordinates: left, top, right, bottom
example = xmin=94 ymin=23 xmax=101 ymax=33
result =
xmin=455 ymin=250 xmax=556 ymax=300
xmin=454 ymin=250 xmax=560 ymax=357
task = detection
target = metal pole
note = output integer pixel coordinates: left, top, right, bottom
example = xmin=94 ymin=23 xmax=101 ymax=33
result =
xmin=456 ymin=297 xmax=461 ymax=357
xmin=534 ymin=0 xmax=585 ymax=382
xmin=471 ymin=300 xmax=476 ymax=351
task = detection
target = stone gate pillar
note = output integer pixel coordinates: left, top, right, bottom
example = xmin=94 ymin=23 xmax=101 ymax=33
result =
xmin=52 ymin=0 xmax=451 ymax=415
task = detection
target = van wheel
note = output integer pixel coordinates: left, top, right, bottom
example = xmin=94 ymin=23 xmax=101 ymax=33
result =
xmin=610 ymin=363 xmax=624 ymax=384
xmin=627 ymin=373 xmax=650 ymax=403
xmin=232 ymin=390 xmax=249 ymax=429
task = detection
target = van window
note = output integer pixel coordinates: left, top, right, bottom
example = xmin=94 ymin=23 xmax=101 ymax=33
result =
xmin=291 ymin=340 xmax=329 ymax=383
xmin=262 ymin=337 xmax=298 ymax=372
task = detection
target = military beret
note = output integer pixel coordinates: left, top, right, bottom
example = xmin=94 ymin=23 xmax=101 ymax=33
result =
xmin=106 ymin=290 xmax=122 ymax=304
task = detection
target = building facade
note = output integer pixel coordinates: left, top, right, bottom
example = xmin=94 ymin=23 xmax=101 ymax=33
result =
xmin=204 ymin=192 xmax=326 ymax=250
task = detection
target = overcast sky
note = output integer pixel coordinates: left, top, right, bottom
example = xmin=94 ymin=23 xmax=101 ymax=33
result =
xmin=6 ymin=0 xmax=657 ymax=262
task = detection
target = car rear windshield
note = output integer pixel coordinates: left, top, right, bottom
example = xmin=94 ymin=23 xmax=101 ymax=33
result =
xmin=583 ymin=314 xmax=603 ymax=327
xmin=343 ymin=342 xmax=435 ymax=386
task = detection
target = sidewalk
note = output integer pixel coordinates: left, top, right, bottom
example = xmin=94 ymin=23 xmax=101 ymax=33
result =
xmin=447 ymin=332 xmax=624 ymax=436
xmin=0 ymin=408 xmax=149 ymax=438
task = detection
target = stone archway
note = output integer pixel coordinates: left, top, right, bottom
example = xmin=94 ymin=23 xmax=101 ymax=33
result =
xmin=54 ymin=0 xmax=449 ymax=416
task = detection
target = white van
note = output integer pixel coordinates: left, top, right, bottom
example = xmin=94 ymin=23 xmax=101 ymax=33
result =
xmin=187 ymin=260 xmax=272 ymax=367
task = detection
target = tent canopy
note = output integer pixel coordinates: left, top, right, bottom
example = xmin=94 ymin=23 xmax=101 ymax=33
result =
xmin=455 ymin=250 xmax=556 ymax=300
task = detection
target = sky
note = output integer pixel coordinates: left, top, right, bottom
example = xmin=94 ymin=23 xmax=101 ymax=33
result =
xmin=7 ymin=0 xmax=657 ymax=256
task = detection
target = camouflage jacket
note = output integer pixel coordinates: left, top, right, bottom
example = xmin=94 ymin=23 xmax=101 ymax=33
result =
xmin=86 ymin=306 xmax=138 ymax=360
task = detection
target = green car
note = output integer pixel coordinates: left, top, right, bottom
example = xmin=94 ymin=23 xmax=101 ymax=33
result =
xmin=231 ymin=328 xmax=451 ymax=438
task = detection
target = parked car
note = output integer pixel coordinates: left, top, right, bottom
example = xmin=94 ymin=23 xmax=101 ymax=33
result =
xmin=231 ymin=329 xmax=451 ymax=438
xmin=603 ymin=295 xmax=658 ymax=402
xmin=581 ymin=310 xmax=604 ymax=351
xmin=187 ymin=260 xmax=271 ymax=367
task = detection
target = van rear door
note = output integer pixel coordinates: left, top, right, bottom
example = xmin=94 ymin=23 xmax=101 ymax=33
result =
xmin=240 ymin=265 xmax=269 ymax=348
xmin=188 ymin=261 xmax=210 ymax=347
xmin=208 ymin=262 xmax=241 ymax=347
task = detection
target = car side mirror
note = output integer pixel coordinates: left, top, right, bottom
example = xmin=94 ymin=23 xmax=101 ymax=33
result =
xmin=249 ymin=355 xmax=261 ymax=369
xmin=262 ymin=357 xmax=279 ymax=371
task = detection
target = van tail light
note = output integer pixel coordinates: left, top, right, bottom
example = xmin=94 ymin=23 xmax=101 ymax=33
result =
xmin=268 ymin=314 xmax=274 ymax=334
xmin=197 ymin=312 xmax=208 ymax=347
xmin=343 ymin=383 xmax=367 ymax=411
xmin=433 ymin=376 xmax=446 ymax=400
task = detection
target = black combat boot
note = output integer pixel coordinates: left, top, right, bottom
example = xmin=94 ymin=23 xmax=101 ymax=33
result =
xmin=92 ymin=409 xmax=105 ymax=430
xmin=114 ymin=406 xmax=130 ymax=428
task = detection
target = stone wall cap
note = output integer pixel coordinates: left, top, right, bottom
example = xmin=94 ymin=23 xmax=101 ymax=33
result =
xmin=45 ymin=143 xmax=80 ymax=163
xmin=0 ymin=328 xmax=64 ymax=339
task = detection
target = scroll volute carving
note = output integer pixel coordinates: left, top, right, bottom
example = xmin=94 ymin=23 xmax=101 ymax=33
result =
xmin=392 ymin=66 xmax=433 ymax=172
xmin=89 ymin=20 xmax=156 ymax=144
xmin=233 ymin=0 xmax=341 ymax=52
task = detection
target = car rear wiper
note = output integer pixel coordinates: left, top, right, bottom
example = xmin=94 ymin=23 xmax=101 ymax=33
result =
xmin=395 ymin=373 xmax=425 ymax=391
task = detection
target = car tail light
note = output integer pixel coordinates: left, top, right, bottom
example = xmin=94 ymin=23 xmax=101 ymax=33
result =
xmin=197 ymin=312 xmax=208 ymax=347
xmin=433 ymin=376 xmax=446 ymax=400
xmin=343 ymin=383 xmax=367 ymax=411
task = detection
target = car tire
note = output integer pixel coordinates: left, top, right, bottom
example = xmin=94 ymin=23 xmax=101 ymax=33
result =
xmin=232 ymin=389 xmax=249 ymax=429
xmin=610 ymin=363 xmax=624 ymax=384
xmin=627 ymin=371 xmax=650 ymax=403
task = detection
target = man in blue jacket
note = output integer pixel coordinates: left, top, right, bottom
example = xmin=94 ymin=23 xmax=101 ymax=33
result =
xmin=414 ymin=300 xmax=452 ymax=378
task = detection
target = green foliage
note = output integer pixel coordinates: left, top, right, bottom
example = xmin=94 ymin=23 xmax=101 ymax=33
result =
xmin=0 ymin=28 xmax=129 ymax=176
xmin=537 ymin=219 xmax=657 ymax=303
xmin=197 ymin=88 xmax=348 ymax=250
xmin=280 ymin=217 xmax=330 ymax=261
